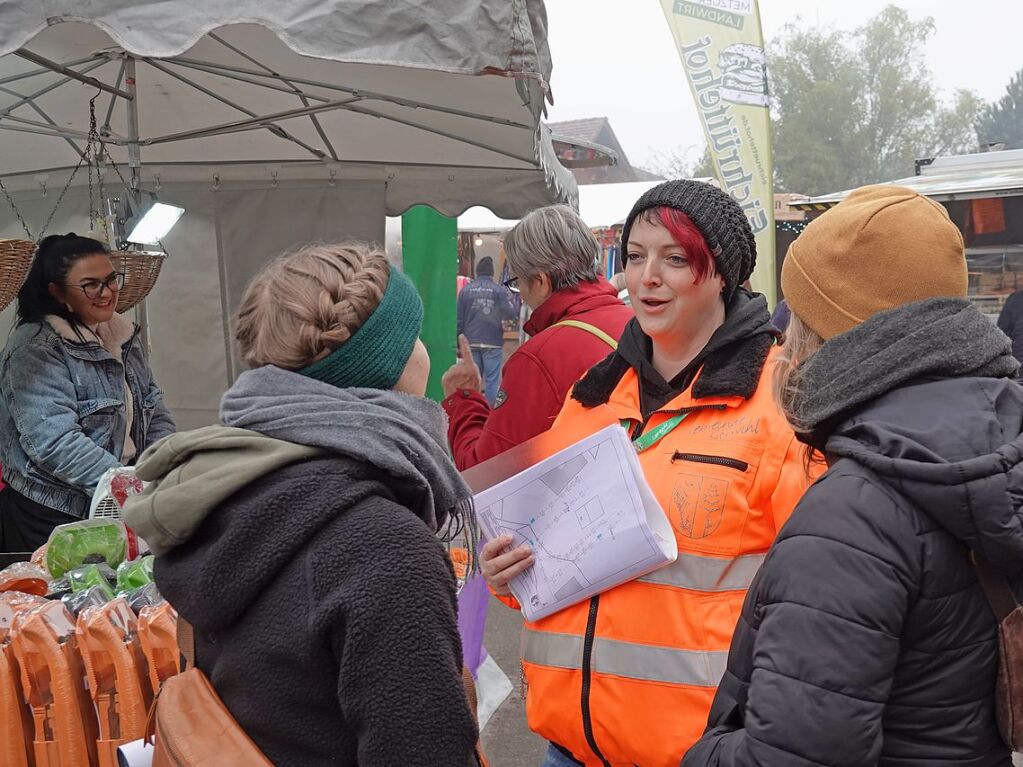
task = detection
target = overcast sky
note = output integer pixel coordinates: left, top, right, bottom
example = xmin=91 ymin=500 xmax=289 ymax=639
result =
xmin=544 ymin=0 xmax=1023 ymax=170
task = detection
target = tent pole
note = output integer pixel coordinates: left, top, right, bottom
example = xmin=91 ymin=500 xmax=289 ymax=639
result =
xmin=123 ymin=55 xmax=152 ymax=351
xmin=401 ymin=206 xmax=457 ymax=402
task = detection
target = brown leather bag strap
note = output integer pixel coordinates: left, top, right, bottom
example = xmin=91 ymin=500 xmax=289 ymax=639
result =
xmin=176 ymin=614 xmax=196 ymax=670
xmin=973 ymin=552 xmax=1020 ymax=623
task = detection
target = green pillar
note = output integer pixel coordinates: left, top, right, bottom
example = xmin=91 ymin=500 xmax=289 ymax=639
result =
xmin=401 ymin=205 xmax=457 ymax=401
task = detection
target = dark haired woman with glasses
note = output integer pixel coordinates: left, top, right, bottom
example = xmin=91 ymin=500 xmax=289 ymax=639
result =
xmin=0 ymin=233 xmax=175 ymax=551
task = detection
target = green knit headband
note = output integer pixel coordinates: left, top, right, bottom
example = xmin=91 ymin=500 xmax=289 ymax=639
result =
xmin=298 ymin=267 xmax=424 ymax=390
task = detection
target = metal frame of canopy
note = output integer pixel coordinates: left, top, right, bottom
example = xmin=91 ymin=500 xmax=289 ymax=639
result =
xmin=0 ymin=14 xmax=584 ymax=362
xmin=0 ymin=37 xmax=560 ymax=195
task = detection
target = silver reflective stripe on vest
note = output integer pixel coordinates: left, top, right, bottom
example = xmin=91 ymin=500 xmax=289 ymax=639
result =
xmin=522 ymin=630 xmax=729 ymax=688
xmin=638 ymin=552 xmax=767 ymax=592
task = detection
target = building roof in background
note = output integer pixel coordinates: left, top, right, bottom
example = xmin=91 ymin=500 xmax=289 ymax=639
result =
xmin=549 ymin=117 xmax=663 ymax=184
xmin=549 ymin=117 xmax=609 ymax=144
xmin=792 ymin=149 xmax=1023 ymax=210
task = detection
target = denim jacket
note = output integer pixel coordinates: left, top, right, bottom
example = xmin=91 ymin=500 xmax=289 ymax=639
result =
xmin=0 ymin=314 xmax=175 ymax=518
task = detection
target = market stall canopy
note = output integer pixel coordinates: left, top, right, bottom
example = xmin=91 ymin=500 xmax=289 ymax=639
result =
xmin=791 ymin=149 xmax=1023 ymax=211
xmin=457 ymin=179 xmax=721 ymax=232
xmin=0 ymin=0 xmax=576 ymax=218
xmin=459 ymin=180 xmax=665 ymax=232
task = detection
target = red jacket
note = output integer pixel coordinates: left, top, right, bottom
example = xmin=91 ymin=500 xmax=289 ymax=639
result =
xmin=443 ymin=278 xmax=632 ymax=471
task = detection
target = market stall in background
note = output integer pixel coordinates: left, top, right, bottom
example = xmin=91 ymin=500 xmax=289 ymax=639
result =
xmin=0 ymin=2 xmax=587 ymax=762
xmin=791 ymin=148 xmax=1023 ymax=318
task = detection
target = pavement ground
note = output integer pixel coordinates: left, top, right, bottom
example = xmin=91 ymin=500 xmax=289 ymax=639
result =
xmin=481 ymin=595 xmax=547 ymax=766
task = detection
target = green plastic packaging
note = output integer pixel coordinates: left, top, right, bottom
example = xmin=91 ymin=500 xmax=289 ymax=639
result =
xmin=46 ymin=520 xmax=128 ymax=578
xmin=67 ymin=563 xmax=117 ymax=601
xmin=116 ymin=555 xmax=155 ymax=591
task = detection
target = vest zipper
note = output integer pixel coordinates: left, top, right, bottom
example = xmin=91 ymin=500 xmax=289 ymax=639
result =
xmin=581 ymin=595 xmax=611 ymax=767
xmin=630 ymin=404 xmax=728 ymax=441
xmin=671 ymin=452 xmax=749 ymax=472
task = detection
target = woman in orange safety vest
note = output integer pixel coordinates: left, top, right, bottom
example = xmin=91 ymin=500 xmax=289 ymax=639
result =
xmin=481 ymin=180 xmax=813 ymax=767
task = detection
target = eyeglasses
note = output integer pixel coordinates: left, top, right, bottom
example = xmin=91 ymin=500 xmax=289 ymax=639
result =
xmin=503 ymin=275 xmax=520 ymax=293
xmin=67 ymin=272 xmax=125 ymax=300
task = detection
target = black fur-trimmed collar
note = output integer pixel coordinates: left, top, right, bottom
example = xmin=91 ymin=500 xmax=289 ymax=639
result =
xmin=572 ymin=295 xmax=778 ymax=409
xmin=571 ymin=331 xmax=774 ymax=407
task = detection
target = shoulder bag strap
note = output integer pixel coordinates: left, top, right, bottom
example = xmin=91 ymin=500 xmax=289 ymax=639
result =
xmin=972 ymin=551 xmax=1019 ymax=623
xmin=176 ymin=614 xmax=196 ymax=670
xmin=550 ymin=319 xmax=618 ymax=350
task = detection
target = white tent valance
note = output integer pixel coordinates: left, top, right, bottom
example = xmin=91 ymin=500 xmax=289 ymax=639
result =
xmin=0 ymin=0 xmax=576 ymax=219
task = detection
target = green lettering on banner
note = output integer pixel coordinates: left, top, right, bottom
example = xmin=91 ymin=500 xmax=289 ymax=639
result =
xmin=673 ymin=2 xmax=744 ymax=31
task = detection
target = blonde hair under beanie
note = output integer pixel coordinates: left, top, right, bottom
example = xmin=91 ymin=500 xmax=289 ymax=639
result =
xmin=781 ymin=185 xmax=967 ymax=340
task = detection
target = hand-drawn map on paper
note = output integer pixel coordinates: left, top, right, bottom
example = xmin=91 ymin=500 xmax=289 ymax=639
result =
xmin=476 ymin=425 xmax=677 ymax=621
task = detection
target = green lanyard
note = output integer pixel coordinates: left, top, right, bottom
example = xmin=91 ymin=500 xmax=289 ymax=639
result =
xmin=622 ymin=413 xmax=690 ymax=453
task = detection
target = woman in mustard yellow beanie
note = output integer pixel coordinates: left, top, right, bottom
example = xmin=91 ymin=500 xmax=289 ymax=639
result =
xmin=684 ymin=186 xmax=1022 ymax=766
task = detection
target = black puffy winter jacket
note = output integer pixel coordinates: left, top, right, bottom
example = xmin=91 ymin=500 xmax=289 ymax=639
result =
xmin=683 ymin=375 xmax=1022 ymax=766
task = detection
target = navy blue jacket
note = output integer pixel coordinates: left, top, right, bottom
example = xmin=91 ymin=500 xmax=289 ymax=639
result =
xmin=998 ymin=291 xmax=1023 ymax=362
xmin=457 ymin=277 xmax=517 ymax=347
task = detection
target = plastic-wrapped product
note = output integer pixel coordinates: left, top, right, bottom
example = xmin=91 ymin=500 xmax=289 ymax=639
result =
xmin=62 ymin=585 xmax=113 ymax=617
xmin=67 ymin=563 xmax=117 ymax=595
xmin=125 ymin=583 xmax=163 ymax=615
xmin=45 ymin=520 xmax=128 ymax=578
xmin=0 ymin=562 xmax=50 ymax=597
xmin=115 ymin=555 xmax=155 ymax=592
xmin=10 ymin=600 xmax=99 ymax=765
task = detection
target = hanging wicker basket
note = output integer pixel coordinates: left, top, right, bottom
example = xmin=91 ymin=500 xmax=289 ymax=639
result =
xmin=0 ymin=239 xmax=36 ymax=313
xmin=110 ymin=250 xmax=166 ymax=313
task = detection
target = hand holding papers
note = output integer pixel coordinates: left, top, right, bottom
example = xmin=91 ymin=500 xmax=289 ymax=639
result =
xmin=469 ymin=421 xmax=677 ymax=622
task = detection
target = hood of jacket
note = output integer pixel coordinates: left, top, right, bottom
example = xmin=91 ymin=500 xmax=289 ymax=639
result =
xmin=794 ymin=298 xmax=1023 ymax=577
xmin=218 ymin=366 xmax=473 ymax=535
xmin=121 ymin=426 xmax=323 ymax=556
xmin=523 ymin=277 xmax=625 ymax=337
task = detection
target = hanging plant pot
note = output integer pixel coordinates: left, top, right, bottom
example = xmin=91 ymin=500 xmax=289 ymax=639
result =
xmin=110 ymin=250 xmax=166 ymax=313
xmin=0 ymin=239 xmax=36 ymax=313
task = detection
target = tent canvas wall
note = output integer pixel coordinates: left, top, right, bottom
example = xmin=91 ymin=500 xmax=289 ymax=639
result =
xmin=0 ymin=179 xmax=385 ymax=428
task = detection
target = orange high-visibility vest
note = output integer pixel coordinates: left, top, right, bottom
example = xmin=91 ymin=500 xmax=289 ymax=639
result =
xmin=511 ymin=348 xmax=812 ymax=767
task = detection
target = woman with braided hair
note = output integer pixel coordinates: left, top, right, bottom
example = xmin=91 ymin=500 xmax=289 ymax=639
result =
xmin=121 ymin=242 xmax=481 ymax=766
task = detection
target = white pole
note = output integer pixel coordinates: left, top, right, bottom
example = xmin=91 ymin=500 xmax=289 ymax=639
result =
xmin=123 ymin=56 xmax=151 ymax=351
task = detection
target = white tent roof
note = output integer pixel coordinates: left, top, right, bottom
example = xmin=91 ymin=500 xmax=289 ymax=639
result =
xmin=793 ymin=149 xmax=1023 ymax=209
xmin=458 ymin=180 xmax=672 ymax=232
xmin=0 ymin=0 xmax=576 ymax=218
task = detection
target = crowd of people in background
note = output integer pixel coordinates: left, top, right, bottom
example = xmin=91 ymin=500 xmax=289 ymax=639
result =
xmin=0 ymin=179 xmax=1019 ymax=766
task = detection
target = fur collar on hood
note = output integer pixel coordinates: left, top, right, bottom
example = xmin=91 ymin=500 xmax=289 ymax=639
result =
xmin=572 ymin=290 xmax=778 ymax=409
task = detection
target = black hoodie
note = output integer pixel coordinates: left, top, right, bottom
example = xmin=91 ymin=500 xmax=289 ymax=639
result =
xmin=684 ymin=299 xmax=1021 ymax=766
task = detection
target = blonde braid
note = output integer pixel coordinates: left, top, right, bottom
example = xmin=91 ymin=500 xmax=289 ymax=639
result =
xmin=236 ymin=243 xmax=390 ymax=371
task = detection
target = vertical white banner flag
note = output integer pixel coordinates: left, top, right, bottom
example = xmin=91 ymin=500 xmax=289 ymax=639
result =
xmin=659 ymin=0 xmax=777 ymax=304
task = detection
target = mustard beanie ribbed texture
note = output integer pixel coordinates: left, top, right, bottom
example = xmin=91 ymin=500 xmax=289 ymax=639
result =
xmin=781 ymin=185 xmax=967 ymax=340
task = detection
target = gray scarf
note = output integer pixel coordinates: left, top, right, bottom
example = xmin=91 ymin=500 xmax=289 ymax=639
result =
xmin=220 ymin=366 xmax=477 ymax=556
xmin=792 ymin=298 xmax=1019 ymax=447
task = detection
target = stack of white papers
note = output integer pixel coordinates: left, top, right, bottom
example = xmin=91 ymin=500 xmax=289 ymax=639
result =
xmin=475 ymin=424 xmax=677 ymax=622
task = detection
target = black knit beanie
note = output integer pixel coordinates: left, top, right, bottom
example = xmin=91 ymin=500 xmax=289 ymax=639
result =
xmin=620 ymin=179 xmax=757 ymax=301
